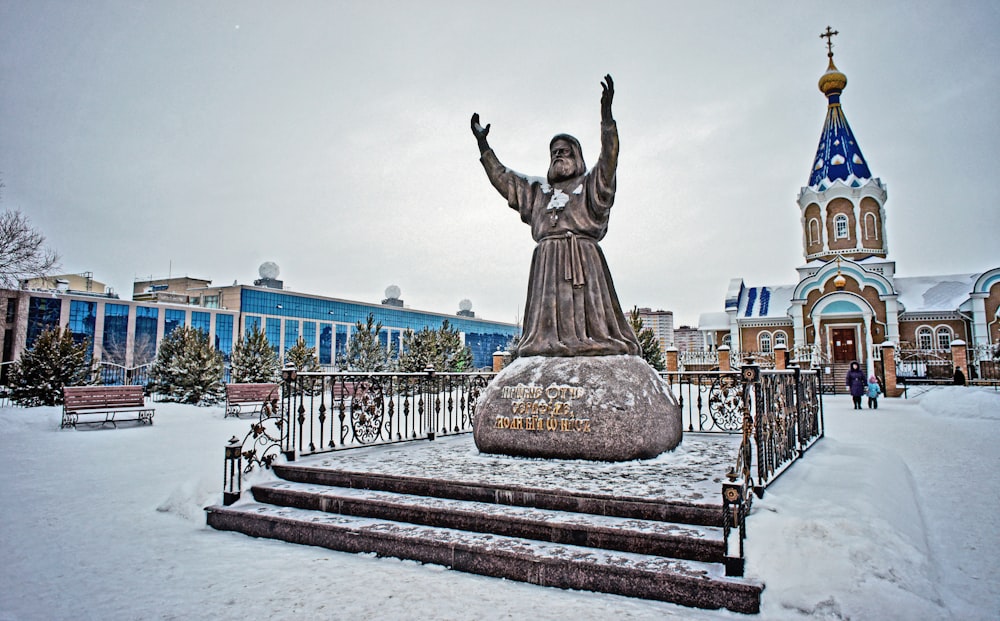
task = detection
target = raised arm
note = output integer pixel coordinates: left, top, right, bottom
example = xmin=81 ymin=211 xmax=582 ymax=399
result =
xmin=471 ymin=113 xmax=492 ymax=155
xmin=596 ymin=74 xmax=618 ymax=190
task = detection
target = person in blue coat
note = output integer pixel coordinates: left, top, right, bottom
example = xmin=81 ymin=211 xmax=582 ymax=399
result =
xmin=845 ymin=361 xmax=866 ymax=410
xmin=866 ymin=375 xmax=881 ymax=409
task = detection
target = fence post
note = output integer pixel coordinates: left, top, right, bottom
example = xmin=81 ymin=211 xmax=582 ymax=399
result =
xmin=223 ymin=436 xmax=242 ymax=505
xmin=281 ymin=364 xmax=297 ymax=461
xmin=774 ymin=344 xmax=787 ymax=370
xmin=881 ymin=341 xmax=901 ymax=397
xmin=665 ymin=347 xmax=678 ymax=372
xmin=492 ymin=350 xmax=509 ymax=372
xmin=718 ymin=345 xmax=731 ymax=372
xmin=424 ymin=364 xmax=437 ymax=440
xmin=950 ymin=340 xmax=968 ymax=383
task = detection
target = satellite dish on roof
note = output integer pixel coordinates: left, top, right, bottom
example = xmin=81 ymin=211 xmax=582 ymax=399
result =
xmin=259 ymin=262 xmax=280 ymax=280
xmin=459 ymin=299 xmax=473 ymax=312
xmin=385 ymin=285 xmax=401 ymax=299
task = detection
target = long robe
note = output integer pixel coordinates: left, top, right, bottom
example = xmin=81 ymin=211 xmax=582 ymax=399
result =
xmin=479 ymin=121 xmax=640 ymax=357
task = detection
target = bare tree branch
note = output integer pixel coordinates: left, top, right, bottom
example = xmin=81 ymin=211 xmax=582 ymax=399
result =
xmin=0 ymin=209 xmax=61 ymax=289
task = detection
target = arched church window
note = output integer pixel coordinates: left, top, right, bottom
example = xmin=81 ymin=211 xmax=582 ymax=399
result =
xmin=722 ymin=334 xmax=731 ymax=347
xmin=917 ymin=327 xmax=933 ymax=350
xmin=864 ymin=212 xmax=879 ymax=240
xmin=936 ymin=327 xmax=952 ymax=350
xmin=834 ymin=214 xmax=849 ymax=240
xmin=808 ymin=218 xmax=821 ymax=245
xmin=774 ymin=331 xmax=787 ymax=348
xmin=759 ymin=332 xmax=772 ymax=353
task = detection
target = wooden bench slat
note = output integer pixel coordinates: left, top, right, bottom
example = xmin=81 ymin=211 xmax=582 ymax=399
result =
xmin=224 ymin=383 xmax=278 ymax=418
xmin=61 ymin=385 xmax=154 ymax=429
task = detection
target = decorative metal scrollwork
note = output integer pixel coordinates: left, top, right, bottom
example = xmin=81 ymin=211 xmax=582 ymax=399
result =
xmin=350 ymin=379 xmax=385 ymax=444
xmin=238 ymin=390 xmax=284 ymax=474
xmin=705 ymin=375 xmax=744 ymax=431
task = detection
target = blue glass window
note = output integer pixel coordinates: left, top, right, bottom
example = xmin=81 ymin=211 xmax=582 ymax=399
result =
xmin=26 ymin=297 xmax=61 ymax=348
xmin=284 ymin=320 xmax=299 ymax=352
xmin=302 ymin=321 xmax=316 ymax=349
xmin=319 ymin=323 xmax=333 ymax=365
xmin=135 ymin=306 xmax=158 ymax=365
xmin=165 ymin=309 xmax=186 ymax=336
xmin=244 ymin=315 xmax=260 ymax=335
xmin=335 ymin=324 xmax=348 ymax=365
xmin=265 ymin=317 xmax=281 ymax=353
xmin=102 ymin=303 xmax=130 ymax=364
xmin=191 ymin=311 xmax=210 ymax=336
xmin=68 ymin=300 xmax=97 ymax=356
xmin=215 ymin=314 xmax=234 ymax=359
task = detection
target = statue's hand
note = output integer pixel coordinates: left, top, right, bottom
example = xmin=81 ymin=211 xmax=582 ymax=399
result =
xmin=600 ymin=74 xmax=614 ymax=123
xmin=471 ymin=113 xmax=491 ymax=142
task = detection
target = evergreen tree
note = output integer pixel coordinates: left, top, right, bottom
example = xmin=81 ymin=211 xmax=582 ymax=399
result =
xmin=285 ymin=336 xmax=321 ymax=372
xmin=398 ymin=320 xmax=474 ymax=372
xmin=629 ymin=307 xmax=666 ymax=371
xmin=150 ymin=326 xmax=224 ymax=404
xmin=340 ymin=313 xmax=395 ymax=371
xmin=8 ymin=327 xmax=92 ymax=406
xmin=230 ymin=325 xmax=280 ymax=383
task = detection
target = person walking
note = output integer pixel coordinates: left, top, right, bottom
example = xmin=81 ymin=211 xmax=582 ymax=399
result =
xmin=953 ymin=366 xmax=966 ymax=386
xmin=845 ymin=361 xmax=866 ymax=410
xmin=866 ymin=375 xmax=881 ymax=409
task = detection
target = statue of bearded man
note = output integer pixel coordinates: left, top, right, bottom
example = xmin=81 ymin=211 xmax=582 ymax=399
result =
xmin=471 ymin=75 xmax=640 ymax=357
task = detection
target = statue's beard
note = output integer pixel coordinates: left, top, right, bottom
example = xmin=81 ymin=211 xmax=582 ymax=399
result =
xmin=548 ymin=158 xmax=577 ymax=183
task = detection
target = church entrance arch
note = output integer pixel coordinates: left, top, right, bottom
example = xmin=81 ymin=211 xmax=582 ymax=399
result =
xmin=831 ymin=327 xmax=858 ymax=363
xmin=809 ymin=292 xmax=877 ymax=376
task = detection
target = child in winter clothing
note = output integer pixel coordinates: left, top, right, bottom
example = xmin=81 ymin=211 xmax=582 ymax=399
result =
xmin=866 ymin=376 xmax=881 ymax=409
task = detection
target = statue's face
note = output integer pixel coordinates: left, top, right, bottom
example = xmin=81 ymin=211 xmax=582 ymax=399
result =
xmin=548 ymin=139 xmax=578 ymax=182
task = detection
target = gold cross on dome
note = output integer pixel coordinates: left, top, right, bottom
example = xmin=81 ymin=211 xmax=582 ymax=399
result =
xmin=820 ymin=26 xmax=839 ymax=56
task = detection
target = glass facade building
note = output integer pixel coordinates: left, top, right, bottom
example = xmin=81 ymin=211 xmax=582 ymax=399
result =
xmin=6 ymin=282 xmax=515 ymax=382
xmin=239 ymin=288 xmax=517 ymax=369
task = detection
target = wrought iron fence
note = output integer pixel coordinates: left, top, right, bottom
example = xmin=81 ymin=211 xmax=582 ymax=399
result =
xmin=678 ymin=350 xmax=719 ymax=370
xmin=969 ymin=343 xmax=1000 ymax=381
xmin=666 ymin=366 xmax=824 ymax=575
xmin=661 ymin=371 xmax=745 ymax=432
xmin=896 ymin=348 xmax=953 ymax=379
xmin=222 ymin=367 xmax=494 ymax=504
xmin=97 ymin=362 xmax=153 ymax=387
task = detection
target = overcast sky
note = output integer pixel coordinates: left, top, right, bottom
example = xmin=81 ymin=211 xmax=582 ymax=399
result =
xmin=2 ymin=1 xmax=998 ymax=327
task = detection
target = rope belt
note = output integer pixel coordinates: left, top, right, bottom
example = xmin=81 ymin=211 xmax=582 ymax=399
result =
xmin=537 ymin=231 xmax=595 ymax=288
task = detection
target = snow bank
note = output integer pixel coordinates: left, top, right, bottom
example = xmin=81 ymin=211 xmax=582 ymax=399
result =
xmin=912 ymin=385 xmax=1000 ymax=421
xmin=748 ymin=437 xmax=945 ymax=619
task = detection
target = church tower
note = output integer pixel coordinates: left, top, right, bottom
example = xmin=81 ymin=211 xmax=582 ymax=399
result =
xmin=797 ymin=28 xmax=888 ymax=264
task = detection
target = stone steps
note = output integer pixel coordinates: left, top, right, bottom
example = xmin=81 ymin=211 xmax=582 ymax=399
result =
xmin=206 ymin=501 xmax=761 ymax=614
xmin=272 ymin=462 xmax=724 ymax=527
xmin=205 ymin=460 xmax=762 ymax=613
xmin=251 ymin=480 xmax=725 ymax=563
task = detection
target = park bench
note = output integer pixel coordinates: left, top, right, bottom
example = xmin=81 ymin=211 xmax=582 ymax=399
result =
xmin=225 ymin=383 xmax=279 ymax=418
xmin=61 ymin=385 xmax=154 ymax=429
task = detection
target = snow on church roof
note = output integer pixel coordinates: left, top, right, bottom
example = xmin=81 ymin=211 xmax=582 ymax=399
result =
xmin=738 ymin=284 xmax=796 ymax=320
xmin=895 ymin=274 xmax=979 ymax=314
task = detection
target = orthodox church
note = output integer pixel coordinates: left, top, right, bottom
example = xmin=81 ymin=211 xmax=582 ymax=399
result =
xmin=699 ymin=29 xmax=1000 ymax=383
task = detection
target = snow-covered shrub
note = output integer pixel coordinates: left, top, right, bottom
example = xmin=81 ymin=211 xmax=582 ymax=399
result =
xmin=7 ymin=327 xmax=93 ymax=406
xmin=229 ymin=325 xmax=279 ymax=383
xmin=150 ymin=326 xmax=224 ymax=404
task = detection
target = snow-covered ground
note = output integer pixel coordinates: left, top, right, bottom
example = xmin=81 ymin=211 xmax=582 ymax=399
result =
xmin=0 ymin=387 xmax=997 ymax=620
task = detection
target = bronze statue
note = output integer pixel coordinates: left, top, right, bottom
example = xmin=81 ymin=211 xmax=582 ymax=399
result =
xmin=472 ymin=75 xmax=640 ymax=357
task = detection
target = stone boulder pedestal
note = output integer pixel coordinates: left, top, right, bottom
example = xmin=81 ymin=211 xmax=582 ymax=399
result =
xmin=473 ymin=355 xmax=682 ymax=461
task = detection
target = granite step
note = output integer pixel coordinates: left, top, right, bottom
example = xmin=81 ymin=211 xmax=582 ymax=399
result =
xmin=252 ymin=480 xmax=725 ymax=563
xmin=205 ymin=502 xmax=762 ymax=614
xmin=272 ymin=463 xmax=723 ymax=527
